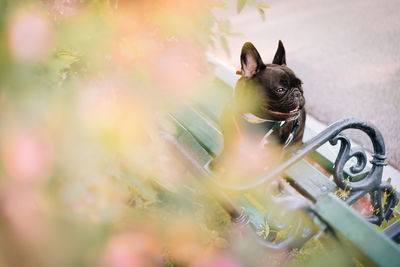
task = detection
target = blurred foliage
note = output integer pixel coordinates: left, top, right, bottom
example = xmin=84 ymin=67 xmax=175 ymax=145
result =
xmin=0 ymin=0 xmax=279 ymax=266
xmin=0 ymin=0 xmax=395 ymax=266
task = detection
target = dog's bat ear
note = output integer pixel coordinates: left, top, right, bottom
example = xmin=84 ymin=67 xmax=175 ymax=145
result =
xmin=241 ymin=42 xmax=264 ymax=78
xmin=272 ymin=40 xmax=286 ymax=65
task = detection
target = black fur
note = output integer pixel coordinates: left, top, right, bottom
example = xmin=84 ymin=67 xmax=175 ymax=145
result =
xmin=211 ymin=41 xmax=306 ymax=170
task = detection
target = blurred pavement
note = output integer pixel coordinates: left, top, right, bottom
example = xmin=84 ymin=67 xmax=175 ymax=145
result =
xmin=210 ymin=0 xmax=400 ymax=171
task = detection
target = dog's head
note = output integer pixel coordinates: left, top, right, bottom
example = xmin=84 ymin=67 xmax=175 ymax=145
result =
xmin=235 ymin=41 xmax=305 ymax=121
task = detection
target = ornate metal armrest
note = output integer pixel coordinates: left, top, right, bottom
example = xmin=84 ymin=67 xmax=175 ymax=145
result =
xmin=207 ymin=118 xmax=397 ymax=225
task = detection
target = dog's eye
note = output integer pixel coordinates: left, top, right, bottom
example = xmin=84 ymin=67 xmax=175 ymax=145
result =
xmin=276 ymin=87 xmax=285 ymax=93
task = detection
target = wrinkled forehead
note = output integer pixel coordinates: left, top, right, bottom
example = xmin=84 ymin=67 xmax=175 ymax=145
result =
xmin=258 ymin=64 xmax=296 ymax=84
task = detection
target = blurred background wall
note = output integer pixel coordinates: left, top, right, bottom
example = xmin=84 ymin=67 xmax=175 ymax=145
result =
xmin=210 ymin=0 xmax=400 ymax=169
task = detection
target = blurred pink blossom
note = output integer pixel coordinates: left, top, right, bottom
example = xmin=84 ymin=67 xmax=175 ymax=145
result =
xmin=200 ymin=255 xmax=243 ymax=267
xmin=99 ymin=231 xmax=163 ymax=267
xmin=152 ymin=43 xmax=205 ymax=95
xmin=1 ymin=129 xmax=52 ymax=183
xmin=8 ymin=8 xmax=53 ymax=62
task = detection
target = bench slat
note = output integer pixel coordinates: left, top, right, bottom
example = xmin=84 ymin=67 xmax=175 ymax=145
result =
xmin=314 ymin=193 xmax=400 ymax=267
xmin=172 ymin=117 xmax=212 ymax=167
xmin=171 ymin=104 xmax=222 ymax=156
xmin=284 ymin=160 xmax=336 ymax=202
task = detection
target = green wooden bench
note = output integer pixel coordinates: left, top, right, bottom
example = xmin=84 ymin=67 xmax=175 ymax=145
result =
xmin=162 ymin=57 xmax=400 ymax=266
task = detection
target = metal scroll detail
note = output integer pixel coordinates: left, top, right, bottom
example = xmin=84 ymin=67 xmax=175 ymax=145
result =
xmin=329 ymin=134 xmax=397 ymax=225
xmin=208 ymin=118 xmax=397 ymax=225
xmin=329 ymin=135 xmax=369 ymax=190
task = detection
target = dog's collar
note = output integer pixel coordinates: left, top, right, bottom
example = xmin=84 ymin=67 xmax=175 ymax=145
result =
xmin=240 ymin=112 xmax=280 ymax=123
xmin=256 ymin=111 xmax=302 ymax=149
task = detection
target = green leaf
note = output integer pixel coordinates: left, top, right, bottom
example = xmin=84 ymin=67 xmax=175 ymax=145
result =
xmin=375 ymin=219 xmax=388 ymax=230
xmin=259 ymin=3 xmax=271 ymax=9
xmin=352 ymin=257 xmax=366 ymax=267
xmin=219 ymin=36 xmax=230 ymax=58
xmin=218 ymin=20 xmax=232 ymax=34
xmin=213 ymin=0 xmax=227 ymax=9
xmin=56 ymin=47 xmax=81 ymax=65
xmin=257 ymin=220 xmax=270 ymax=239
xmin=275 ymin=228 xmax=289 ymax=242
xmin=258 ymin=8 xmax=266 ymax=21
xmin=237 ymin=0 xmax=247 ymax=13
xmin=165 ymin=259 xmax=175 ymax=267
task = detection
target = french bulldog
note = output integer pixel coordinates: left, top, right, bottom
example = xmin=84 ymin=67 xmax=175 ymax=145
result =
xmin=210 ymin=41 xmax=306 ymax=173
